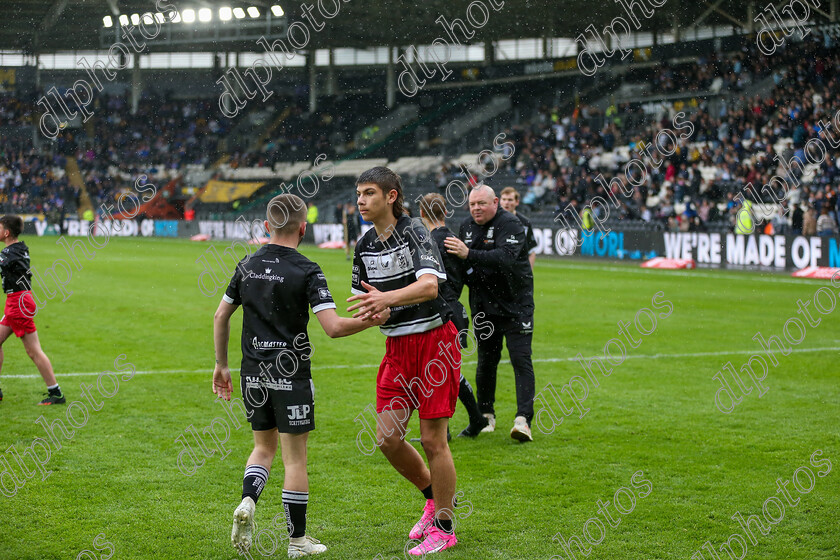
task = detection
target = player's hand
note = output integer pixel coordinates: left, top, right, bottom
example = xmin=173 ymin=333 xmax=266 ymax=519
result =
xmin=369 ymin=306 xmax=391 ymax=325
xmin=347 ymin=281 xmax=391 ymax=319
xmin=444 ymin=237 xmax=469 ymax=259
xmin=212 ymin=364 xmax=233 ymax=401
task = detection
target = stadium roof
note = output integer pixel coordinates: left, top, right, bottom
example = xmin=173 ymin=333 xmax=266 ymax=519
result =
xmin=2 ymin=1 xmax=792 ymax=53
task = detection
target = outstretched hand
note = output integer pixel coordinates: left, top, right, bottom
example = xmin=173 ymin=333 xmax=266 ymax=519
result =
xmin=347 ymin=281 xmax=392 ymax=319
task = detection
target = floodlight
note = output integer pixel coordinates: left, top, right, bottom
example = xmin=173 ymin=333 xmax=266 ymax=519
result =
xmin=182 ymin=9 xmax=196 ymax=23
xmin=130 ymin=13 xmax=140 ymax=25
xmin=233 ymin=7 xmax=246 ymax=18
xmin=198 ymin=8 xmax=211 ymax=22
xmin=154 ymin=12 xmax=165 ymax=23
xmin=219 ymin=7 xmax=232 ymax=21
xmin=271 ymin=5 xmax=284 ymax=16
xmin=103 ymin=15 xmax=113 ymax=28
xmin=247 ymin=7 xmax=260 ymax=18
xmin=118 ymin=14 xmax=129 ymax=26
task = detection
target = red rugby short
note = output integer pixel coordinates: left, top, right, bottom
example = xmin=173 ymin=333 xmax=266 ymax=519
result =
xmin=376 ymin=321 xmax=461 ymax=420
xmin=1 ymin=291 xmax=37 ymax=338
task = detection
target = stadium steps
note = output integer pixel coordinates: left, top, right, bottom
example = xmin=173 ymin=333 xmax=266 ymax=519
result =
xmin=438 ymin=95 xmax=511 ymax=146
xmin=64 ymin=158 xmax=92 ymax=217
xmin=249 ymin=106 xmax=292 ymax=153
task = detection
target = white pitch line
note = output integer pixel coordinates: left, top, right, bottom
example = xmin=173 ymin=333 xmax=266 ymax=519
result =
xmin=2 ymin=346 xmax=838 ymax=379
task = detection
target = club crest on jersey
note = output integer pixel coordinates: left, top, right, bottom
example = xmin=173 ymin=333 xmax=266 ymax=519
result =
xmin=487 ymin=227 xmax=494 ymax=239
xmin=465 ymin=231 xmax=473 ymax=241
xmin=397 ymin=253 xmax=408 ymax=269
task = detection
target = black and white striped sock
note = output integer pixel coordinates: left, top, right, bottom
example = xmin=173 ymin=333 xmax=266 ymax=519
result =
xmin=242 ymin=464 xmax=269 ymax=504
xmin=282 ymin=489 xmax=308 ymax=538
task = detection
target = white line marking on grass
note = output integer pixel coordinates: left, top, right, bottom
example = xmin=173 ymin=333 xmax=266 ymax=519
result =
xmin=3 ymin=346 xmax=838 ymax=379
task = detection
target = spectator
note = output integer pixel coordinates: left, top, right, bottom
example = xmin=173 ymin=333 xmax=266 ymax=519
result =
xmin=816 ymin=206 xmax=838 ymax=236
xmin=803 ymin=206 xmax=818 ymax=236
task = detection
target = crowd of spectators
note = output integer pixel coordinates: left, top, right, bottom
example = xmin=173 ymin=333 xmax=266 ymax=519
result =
xmin=491 ymin=31 xmax=840 ymax=235
xmin=1 ymin=91 xmax=233 ymax=216
xmin=2 ymin=30 xmax=840 ymax=239
xmin=0 ymin=142 xmax=79 ymax=216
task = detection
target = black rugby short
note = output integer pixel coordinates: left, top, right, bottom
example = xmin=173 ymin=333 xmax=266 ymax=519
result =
xmin=241 ymin=374 xmax=316 ymax=433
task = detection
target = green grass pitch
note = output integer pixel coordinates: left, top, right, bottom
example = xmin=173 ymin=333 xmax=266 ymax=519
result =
xmin=0 ymin=237 xmax=838 ymax=560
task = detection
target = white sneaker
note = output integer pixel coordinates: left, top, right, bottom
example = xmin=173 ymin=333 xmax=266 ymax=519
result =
xmin=231 ymin=497 xmax=256 ymax=552
xmin=288 ymin=535 xmax=327 ymax=558
xmin=510 ymin=416 xmax=533 ymax=442
xmin=480 ymin=413 xmax=495 ymax=433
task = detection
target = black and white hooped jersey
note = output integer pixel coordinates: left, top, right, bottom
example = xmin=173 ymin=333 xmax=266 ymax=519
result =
xmin=223 ymin=244 xmax=336 ymax=378
xmin=352 ymin=215 xmax=450 ymax=337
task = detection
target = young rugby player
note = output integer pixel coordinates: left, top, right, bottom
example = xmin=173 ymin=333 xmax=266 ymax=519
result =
xmin=418 ymin=193 xmax=488 ymax=438
xmin=213 ymin=194 xmax=388 ymax=558
xmin=0 ymin=215 xmax=63 ymax=405
xmin=499 ymin=187 xmax=538 ymax=269
xmin=347 ymin=167 xmax=460 ymax=555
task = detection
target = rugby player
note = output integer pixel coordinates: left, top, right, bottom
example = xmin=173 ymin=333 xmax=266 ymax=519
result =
xmin=0 ymin=215 xmax=63 ymax=405
xmin=213 ymin=194 xmax=388 ymax=558
xmin=347 ymin=167 xmax=460 ymax=555
xmin=418 ymin=193 xmax=488 ymax=438
xmin=499 ymin=187 xmax=538 ymax=269
xmin=444 ymin=185 xmax=536 ymax=442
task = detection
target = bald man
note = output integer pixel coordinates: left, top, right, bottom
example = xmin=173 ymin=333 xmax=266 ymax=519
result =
xmin=443 ymin=185 xmax=536 ymax=442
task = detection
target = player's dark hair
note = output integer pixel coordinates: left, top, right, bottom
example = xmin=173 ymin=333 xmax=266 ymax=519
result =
xmin=420 ymin=193 xmax=447 ymax=222
xmin=356 ymin=167 xmax=405 ymax=218
xmin=266 ymin=194 xmax=307 ymax=235
xmin=0 ymin=215 xmax=23 ymax=238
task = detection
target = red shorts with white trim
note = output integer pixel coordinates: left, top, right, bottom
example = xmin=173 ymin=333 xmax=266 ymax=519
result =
xmin=376 ymin=321 xmax=461 ymax=420
xmin=1 ymin=291 xmax=37 ymax=338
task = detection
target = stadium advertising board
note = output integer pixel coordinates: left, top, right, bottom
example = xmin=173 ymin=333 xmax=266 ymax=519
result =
xmin=30 ymin=219 xmax=838 ymax=270
xmin=531 ymin=226 xmax=840 ymax=270
xmin=28 ymin=219 xmax=178 ymax=238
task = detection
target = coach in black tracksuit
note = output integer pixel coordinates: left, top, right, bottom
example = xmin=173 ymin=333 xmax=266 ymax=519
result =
xmin=443 ymin=185 xmax=535 ymax=441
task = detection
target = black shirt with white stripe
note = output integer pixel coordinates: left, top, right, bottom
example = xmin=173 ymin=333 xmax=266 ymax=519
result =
xmin=352 ymin=215 xmax=450 ymax=337
xmin=223 ymin=244 xmax=335 ymax=378
xmin=0 ymin=241 xmax=31 ymax=294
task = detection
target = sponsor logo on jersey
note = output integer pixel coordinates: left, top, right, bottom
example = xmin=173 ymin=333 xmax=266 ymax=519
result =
xmin=420 ymin=254 xmax=439 ymax=266
xmin=351 ymin=273 xmax=359 ymax=284
xmin=318 ymin=288 xmax=331 ymax=300
xmin=506 ymin=235 xmax=519 ymax=244
xmin=252 ymin=337 xmax=288 ymax=349
xmin=317 ymin=273 xmax=326 ymax=280
xmin=246 ymin=271 xmax=285 ymax=282
xmin=352 ymin=265 xmax=360 ymax=274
